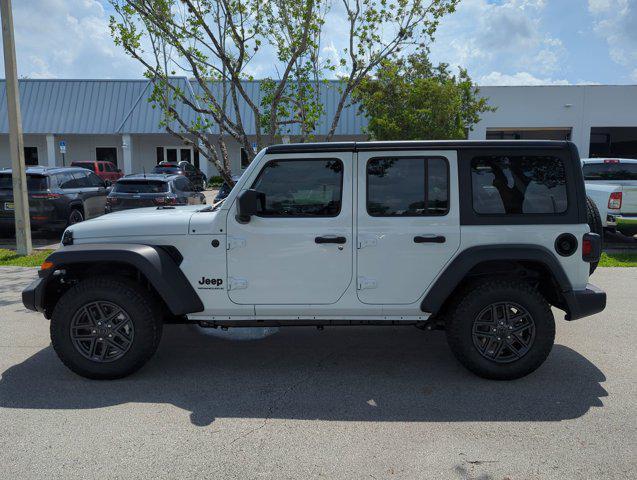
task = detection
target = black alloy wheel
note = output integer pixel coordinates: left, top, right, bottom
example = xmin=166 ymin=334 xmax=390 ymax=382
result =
xmin=471 ymin=301 xmax=536 ymax=363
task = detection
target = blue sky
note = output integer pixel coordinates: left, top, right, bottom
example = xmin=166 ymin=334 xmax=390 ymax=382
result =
xmin=2 ymin=0 xmax=636 ymax=85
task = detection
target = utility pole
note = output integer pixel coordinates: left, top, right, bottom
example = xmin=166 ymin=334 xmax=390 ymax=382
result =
xmin=1 ymin=0 xmax=31 ymax=255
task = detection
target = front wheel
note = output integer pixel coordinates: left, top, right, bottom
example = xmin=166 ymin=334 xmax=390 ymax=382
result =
xmin=445 ymin=279 xmax=555 ymax=380
xmin=51 ymin=276 xmax=163 ymax=379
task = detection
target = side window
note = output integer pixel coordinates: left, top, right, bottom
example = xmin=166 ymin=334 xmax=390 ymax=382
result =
xmin=87 ymin=172 xmax=105 ymax=187
xmin=57 ymin=172 xmax=76 ymax=189
xmin=367 ymin=157 xmax=449 ymax=216
xmin=174 ymin=177 xmax=190 ymax=191
xmin=73 ymin=171 xmax=92 ymax=188
xmin=471 ymin=155 xmax=567 ymax=214
xmin=97 ymin=163 xmax=105 ymax=172
xmin=251 ymin=159 xmax=343 ymax=217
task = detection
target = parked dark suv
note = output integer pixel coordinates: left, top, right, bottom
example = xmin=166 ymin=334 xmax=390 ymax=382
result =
xmin=105 ymin=174 xmax=206 ymax=213
xmin=152 ymin=161 xmax=206 ymax=191
xmin=0 ymin=166 xmax=108 ymax=234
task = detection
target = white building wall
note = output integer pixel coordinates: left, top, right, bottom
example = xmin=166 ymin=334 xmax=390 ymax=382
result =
xmin=470 ymin=85 xmax=637 ymax=157
xmin=48 ymin=134 xmax=124 ymax=167
xmin=0 ymin=134 xmax=49 ymax=169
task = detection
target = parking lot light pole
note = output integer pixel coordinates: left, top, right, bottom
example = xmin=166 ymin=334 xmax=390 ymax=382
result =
xmin=1 ymin=0 xmax=32 ymax=255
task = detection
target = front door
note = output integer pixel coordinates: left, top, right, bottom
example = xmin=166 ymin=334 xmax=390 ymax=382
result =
xmin=356 ymin=150 xmax=461 ymax=304
xmin=226 ymin=153 xmax=353 ymax=305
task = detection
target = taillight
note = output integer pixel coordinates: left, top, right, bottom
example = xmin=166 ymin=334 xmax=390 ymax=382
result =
xmin=154 ymin=196 xmax=176 ymax=205
xmin=582 ymin=238 xmax=592 ymax=257
xmin=603 ymin=159 xmax=620 ymax=164
xmin=31 ymin=193 xmax=62 ymax=199
xmin=582 ymin=233 xmax=601 ymax=263
xmin=608 ymin=191 xmax=622 ymax=210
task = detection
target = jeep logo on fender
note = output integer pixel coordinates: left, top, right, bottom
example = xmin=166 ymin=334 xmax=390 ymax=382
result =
xmin=197 ymin=277 xmax=224 ymax=290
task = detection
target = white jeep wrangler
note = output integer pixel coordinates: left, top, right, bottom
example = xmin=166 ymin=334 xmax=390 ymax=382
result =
xmin=23 ymin=140 xmax=606 ymax=380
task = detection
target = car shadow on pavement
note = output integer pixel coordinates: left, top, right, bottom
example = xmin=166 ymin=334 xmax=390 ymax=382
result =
xmin=0 ymin=325 xmax=607 ymax=426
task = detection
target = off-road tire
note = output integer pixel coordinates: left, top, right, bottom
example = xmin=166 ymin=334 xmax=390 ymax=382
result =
xmin=445 ymin=279 xmax=555 ymax=380
xmin=586 ymin=195 xmax=603 ymax=274
xmin=51 ymin=276 xmax=163 ymax=379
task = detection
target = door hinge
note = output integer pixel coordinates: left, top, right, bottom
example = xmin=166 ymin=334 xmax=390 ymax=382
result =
xmin=357 ymin=276 xmax=377 ymax=290
xmin=228 ymin=277 xmax=248 ymax=290
xmin=227 ymin=236 xmax=246 ymax=250
xmin=357 ymin=236 xmax=378 ymax=249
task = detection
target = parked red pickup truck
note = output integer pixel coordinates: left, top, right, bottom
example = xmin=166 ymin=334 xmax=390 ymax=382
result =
xmin=71 ymin=161 xmax=124 ymax=185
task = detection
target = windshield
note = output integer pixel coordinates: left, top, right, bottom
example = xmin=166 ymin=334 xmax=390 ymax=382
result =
xmin=0 ymin=174 xmax=48 ymax=191
xmin=71 ymin=163 xmax=93 ymax=171
xmin=112 ymin=180 xmax=168 ymax=193
xmin=583 ymin=162 xmax=637 ymax=181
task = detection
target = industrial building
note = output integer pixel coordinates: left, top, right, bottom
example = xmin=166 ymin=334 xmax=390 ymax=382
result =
xmin=0 ymin=80 xmax=635 ymax=178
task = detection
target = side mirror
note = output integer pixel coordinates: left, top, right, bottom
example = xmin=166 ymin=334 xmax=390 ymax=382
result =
xmin=235 ymin=189 xmax=264 ymax=223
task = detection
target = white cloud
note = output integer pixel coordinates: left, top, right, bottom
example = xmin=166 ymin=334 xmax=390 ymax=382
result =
xmin=479 ymin=71 xmax=570 ymax=86
xmin=429 ymin=0 xmax=568 ymax=84
xmin=0 ymin=0 xmax=142 ymax=78
xmin=588 ymin=0 xmax=637 ymax=68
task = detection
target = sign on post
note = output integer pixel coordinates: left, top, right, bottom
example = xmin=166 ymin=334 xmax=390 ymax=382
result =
xmin=59 ymin=140 xmax=66 ymax=154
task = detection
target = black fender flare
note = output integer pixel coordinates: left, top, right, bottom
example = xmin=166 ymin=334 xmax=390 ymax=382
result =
xmin=42 ymin=243 xmax=204 ymax=316
xmin=421 ymin=244 xmax=572 ymax=314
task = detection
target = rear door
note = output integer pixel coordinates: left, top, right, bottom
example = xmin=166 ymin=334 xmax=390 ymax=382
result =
xmin=79 ymin=171 xmax=107 ymax=218
xmin=356 ymin=150 xmax=461 ymax=304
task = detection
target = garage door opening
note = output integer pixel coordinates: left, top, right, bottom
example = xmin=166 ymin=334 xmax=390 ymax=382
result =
xmin=590 ymin=127 xmax=637 ymax=158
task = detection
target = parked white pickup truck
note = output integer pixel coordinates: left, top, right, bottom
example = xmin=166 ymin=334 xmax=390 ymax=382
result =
xmin=582 ymin=158 xmax=637 ymax=236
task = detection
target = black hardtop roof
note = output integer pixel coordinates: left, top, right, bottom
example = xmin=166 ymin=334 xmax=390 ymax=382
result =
xmin=265 ymin=140 xmax=574 ymax=154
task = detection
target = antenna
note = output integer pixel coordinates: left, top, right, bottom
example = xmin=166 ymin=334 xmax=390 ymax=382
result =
xmin=143 ymin=166 xmax=146 ymax=178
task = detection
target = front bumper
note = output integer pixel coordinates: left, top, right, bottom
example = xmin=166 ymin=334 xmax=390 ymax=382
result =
xmin=563 ymin=283 xmax=606 ymax=321
xmin=22 ymin=276 xmax=46 ymax=313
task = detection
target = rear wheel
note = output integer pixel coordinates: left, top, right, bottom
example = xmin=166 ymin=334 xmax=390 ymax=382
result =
xmin=445 ymin=279 xmax=555 ymax=380
xmin=586 ymin=195 xmax=603 ymax=274
xmin=51 ymin=276 xmax=162 ymax=379
xmin=67 ymin=207 xmax=84 ymax=226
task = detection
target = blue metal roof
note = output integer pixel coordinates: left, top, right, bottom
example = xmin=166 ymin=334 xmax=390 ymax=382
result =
xmin=0 ymin=78 xmax=367 ymax=136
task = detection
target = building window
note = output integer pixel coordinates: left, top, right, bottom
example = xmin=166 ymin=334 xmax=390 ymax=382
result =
xmin=241 ymin=148 xmax=250 ymax=169
xmin=156 ymin=147 xmax=164 ymax=164
xmin=486 ymin=128 xmax=572 ymax=141
xmin=366 ymin=157 xmax=449 ymax=217
xmin=471 ymin=155 xmax=567 ymax=215
xmin=24 ymin=147 xmax=38 ymax=166
xmin=589 ymin=127 xmax=637 ymax=158
xmin=96 ymin=147 xmax=117 ymax=165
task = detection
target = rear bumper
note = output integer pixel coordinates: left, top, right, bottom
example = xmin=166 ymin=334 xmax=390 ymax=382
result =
xmin=0 ymin=215 xmax=65 ymax=230
xmin=22 ymin=276 xmax=46 ymax=313
xmin=563 ymin=283 xmax=606 ymax=321
xmin=613 ymin=214 xmax=637 ymax=235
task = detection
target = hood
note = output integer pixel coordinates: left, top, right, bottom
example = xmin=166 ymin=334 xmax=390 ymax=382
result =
xmin=69 ymin=206 xmax=203 ymax=239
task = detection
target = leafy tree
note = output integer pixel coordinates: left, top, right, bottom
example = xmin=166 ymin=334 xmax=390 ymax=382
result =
xmin=354 ymin=51 xmax=495 ymax=141
xmin=109 ymin=0 xmax=459 ymax=185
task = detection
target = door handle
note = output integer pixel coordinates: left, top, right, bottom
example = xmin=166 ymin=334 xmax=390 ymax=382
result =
xmin=315 ymin=236 xmax=347 ymax=244
xmin=414 ymin=235 xmax=446 ymax=244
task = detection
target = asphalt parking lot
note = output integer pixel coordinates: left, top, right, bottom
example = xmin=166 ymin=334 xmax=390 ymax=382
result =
xmin=0 ymin=267 xmax=635 ymax=479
